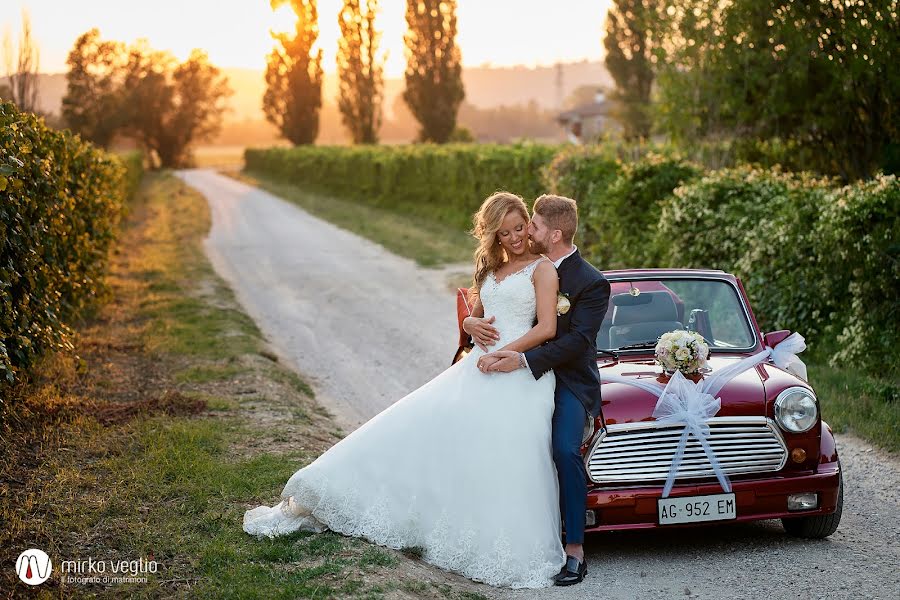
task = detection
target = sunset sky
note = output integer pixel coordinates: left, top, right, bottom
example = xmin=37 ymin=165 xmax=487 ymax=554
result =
xmin=1 ymin=1 xmax=611 ymax=76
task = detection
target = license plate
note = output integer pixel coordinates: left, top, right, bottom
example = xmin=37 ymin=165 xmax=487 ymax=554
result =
xmin=657 ymin=493 xmax=736 ymax=525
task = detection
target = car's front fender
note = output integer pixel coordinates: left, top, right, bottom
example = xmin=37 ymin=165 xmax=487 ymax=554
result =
xmin=819 ymin=420 xmax=839 ymax=467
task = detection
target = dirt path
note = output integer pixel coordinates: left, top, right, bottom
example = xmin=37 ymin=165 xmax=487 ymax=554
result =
xmin=179 ymin=169 xmax=900 ymax=599
xmin=176 ymin=169 xmax=463 ymax=430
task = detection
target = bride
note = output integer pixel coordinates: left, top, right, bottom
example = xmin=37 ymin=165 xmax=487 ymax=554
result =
xmin=243 ymin=192 xmax=565 ymax=588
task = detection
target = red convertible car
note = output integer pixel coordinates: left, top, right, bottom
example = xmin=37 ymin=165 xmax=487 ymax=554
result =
xmin=454 ymin=268 xmax=842 ymax=538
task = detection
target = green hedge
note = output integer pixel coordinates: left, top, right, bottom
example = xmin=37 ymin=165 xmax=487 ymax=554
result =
xmin=543 ymin=152 xmax=897 ymax=375
xmin=540 ymin=145 xmax=621 ymax=257
xmin=0 ymin=102 xmax=142 ymax=386
xmin=817 ymin=176 xmax=899 ymax=373
xmin=588 ymin=154 xmax=701 ymax=269
xmin=654 ymin=167 xmax=834 ymax=334
xmin=245 ymin=143 xmax=556 ymax=230
xmin=652 ymin=167 xmax=898 ymax=374
xmin=117 ymin=150 xmax=145 ymax=200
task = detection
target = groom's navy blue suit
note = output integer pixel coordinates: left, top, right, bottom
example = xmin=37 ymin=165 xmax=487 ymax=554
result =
xmin=524 ymin=249 xmax=610 ymax=544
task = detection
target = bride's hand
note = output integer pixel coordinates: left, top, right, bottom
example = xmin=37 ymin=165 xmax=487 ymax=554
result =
xmin=476 ymin=354 xmax=503 ymax=373
xmin=464 ymin=315 xmax=499 ymax=352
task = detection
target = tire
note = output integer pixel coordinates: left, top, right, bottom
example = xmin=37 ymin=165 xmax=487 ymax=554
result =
xmin=781 ymin=472 xmax=843 ymax=539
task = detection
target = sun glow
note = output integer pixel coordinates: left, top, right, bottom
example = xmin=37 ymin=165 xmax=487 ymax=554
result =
xmin=269 ymin=3 xmax=299 ymax=37
xmin=2 ymin=1 xmax=609 ymax=77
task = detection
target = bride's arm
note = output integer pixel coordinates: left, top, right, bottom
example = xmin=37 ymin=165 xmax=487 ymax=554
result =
xmin=469 ymin=296 xmax=484 ymax=318
xmin=494 ymin=260 xmax=558 ymax=353
xmin=463 ymin=295 xmax=500 ymax=350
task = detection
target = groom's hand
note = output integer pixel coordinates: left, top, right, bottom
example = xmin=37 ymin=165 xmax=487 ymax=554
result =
xmin=476 ymin=354 xmax=502 ymax=372
xmin=484 ymin=350 xmax=524 ymax=373
xmin=463 ymin=315 xmax=499 ymax=352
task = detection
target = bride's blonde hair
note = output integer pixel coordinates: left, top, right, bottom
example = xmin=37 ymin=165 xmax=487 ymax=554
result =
xmin=470 ymin=191 xmax=530 ymax=297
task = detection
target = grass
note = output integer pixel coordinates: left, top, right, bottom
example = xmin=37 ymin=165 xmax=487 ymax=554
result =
xmin=229 ymin=170 xmax=475 ymax=268
xmin=809 ymin=361 xmax=900 ymax=452
xmin=0 ymin=171 xmax=484 ymax=598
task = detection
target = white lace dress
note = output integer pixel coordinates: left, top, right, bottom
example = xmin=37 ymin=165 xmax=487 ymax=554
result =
xmin=243 ymin=258 xmax=564 ymax=588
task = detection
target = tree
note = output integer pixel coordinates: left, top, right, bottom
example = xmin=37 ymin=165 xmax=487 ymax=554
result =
xmin=402 ymin=0 xmax=465 ymax=143
xmin=61 ymin=29 xmax=125 ymax=147
xmin=653 ymin=0 xmax=735 ymax=143
xmin=59 ymin=31 xmax=231 ymax=166
xmin=603 ymin=0 xmax=663 ymax=139
xmin=2 ymin=10 xmax=40 ymax=113
xmin=121 ymin=45 xmax=231 ymax=167
xmin=264 ymin=0 xmax=324 ymax=145
xmin=337 ymin=0 xmax=386 ymax=144
xmin=655 ymin=0 xmax=899 ymax=180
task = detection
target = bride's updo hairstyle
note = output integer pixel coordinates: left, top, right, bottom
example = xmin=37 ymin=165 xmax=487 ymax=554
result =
xmin=470 ymin=191 xmax=530 ymax=297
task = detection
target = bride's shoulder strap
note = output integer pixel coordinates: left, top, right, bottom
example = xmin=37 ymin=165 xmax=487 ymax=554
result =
xmin=527 ymin=256 xmax=554 ymax=280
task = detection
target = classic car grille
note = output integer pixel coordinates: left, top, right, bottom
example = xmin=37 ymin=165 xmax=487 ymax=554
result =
xmin=586 ymin=417 xmax=787 ymax=485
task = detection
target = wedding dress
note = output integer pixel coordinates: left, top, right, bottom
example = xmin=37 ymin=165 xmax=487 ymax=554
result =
xmin=243 ymin=257 xmax=565 ymax=588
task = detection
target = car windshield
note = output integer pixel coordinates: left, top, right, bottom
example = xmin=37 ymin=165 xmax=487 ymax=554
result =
xmin=598 ymin=278 xmax=757 ymax=352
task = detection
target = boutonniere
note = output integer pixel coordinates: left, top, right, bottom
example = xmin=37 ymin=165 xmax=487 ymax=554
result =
xmin=556 ymin=292 xmax=571 ymax=316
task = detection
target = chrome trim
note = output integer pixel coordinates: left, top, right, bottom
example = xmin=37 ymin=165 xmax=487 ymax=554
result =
xmin=585 ymin=417 xmax=788 ymax=485
xmin=600 ymin=274 xmax=761 ymax=353
xmin=773 ymin=386 xmax=819 ymax=433
xmin=582 ymin=415 xmax=596 ymax=445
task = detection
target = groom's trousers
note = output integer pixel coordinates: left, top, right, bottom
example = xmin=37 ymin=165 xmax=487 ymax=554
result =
xmin=552 ymin=382 xmax=588 ymax=545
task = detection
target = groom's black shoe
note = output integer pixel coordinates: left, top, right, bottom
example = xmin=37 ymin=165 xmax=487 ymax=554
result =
xmin=554 ymin=555 xmax=587 ymax=586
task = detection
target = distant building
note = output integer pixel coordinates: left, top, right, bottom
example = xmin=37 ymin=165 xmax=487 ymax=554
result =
xmin=556 ymin=90 xmax=613 ymax=144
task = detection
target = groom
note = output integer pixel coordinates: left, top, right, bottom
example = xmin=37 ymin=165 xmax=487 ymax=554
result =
xmin=471 ymin=194 xmax=610 ymax=586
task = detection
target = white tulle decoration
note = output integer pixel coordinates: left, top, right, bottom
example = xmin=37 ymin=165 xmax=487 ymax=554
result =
xmin=767 ymin=332 xmax=808 ymax=381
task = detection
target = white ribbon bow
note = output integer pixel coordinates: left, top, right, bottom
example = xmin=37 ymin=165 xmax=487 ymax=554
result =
xmin=651 ymin=370 xmax=729 ymax=498
xmin=766 ymin=332 xmax=808 ymax=381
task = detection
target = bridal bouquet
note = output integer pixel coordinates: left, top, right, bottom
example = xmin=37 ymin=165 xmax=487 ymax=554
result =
xmin=655 ymin=330 xmax=710 ymax=375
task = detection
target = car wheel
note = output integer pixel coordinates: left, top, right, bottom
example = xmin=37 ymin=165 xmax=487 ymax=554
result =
xmin=781 ymin=472 xmax=843 ymax=539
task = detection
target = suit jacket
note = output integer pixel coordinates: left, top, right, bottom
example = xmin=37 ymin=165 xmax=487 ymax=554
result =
xmin=524 ymin=250 xmax=611 ymax=418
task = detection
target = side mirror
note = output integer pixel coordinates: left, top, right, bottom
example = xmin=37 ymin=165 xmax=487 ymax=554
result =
xmin=764 ymin=330 xmax=792 ymax=348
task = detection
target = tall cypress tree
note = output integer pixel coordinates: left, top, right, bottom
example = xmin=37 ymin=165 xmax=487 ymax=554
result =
xmin=337 ymin=0 xmax=385 ymax=144
xmin=604 ymin=0 xmax=662 ymax=139
xmin=402 ymin=0 xmax=465 ymax=143
xmin=264 ymin=0 xmax=324 ymax=145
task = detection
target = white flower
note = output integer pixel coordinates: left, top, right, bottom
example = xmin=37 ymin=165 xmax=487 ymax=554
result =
xmin=656 ymin=329 xmax=709 ymax=375
xmin=556 ymin=293 xmax=571 ymax=316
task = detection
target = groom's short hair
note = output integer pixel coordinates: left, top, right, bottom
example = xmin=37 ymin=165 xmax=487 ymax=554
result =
xmin=533 ymin=194 xmax=578 ymax=244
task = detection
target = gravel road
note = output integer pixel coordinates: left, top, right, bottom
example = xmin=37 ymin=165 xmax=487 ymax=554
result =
xmin=176 ymin=169 xmax=462 ymax=430
xmin=179 ymin=169 xmax=900 ymax=599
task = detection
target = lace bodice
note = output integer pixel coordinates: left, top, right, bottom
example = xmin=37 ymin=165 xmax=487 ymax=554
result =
xmin=480 ymin=258 xmax=549 ymax=348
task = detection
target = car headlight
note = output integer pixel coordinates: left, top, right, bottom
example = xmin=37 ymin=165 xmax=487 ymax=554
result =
xmin=774 ymin=387 xmax=818 ymax=433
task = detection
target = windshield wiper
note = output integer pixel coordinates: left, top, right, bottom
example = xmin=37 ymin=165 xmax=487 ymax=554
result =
xmin=616 ymin=340 xmax=659 ymax=351
xmin=596 ymin=349 xmax=618 ymax=359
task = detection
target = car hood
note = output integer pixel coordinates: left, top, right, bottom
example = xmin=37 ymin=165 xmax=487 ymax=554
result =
xmin=597 ymin=355 xmax=768 ymax=425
